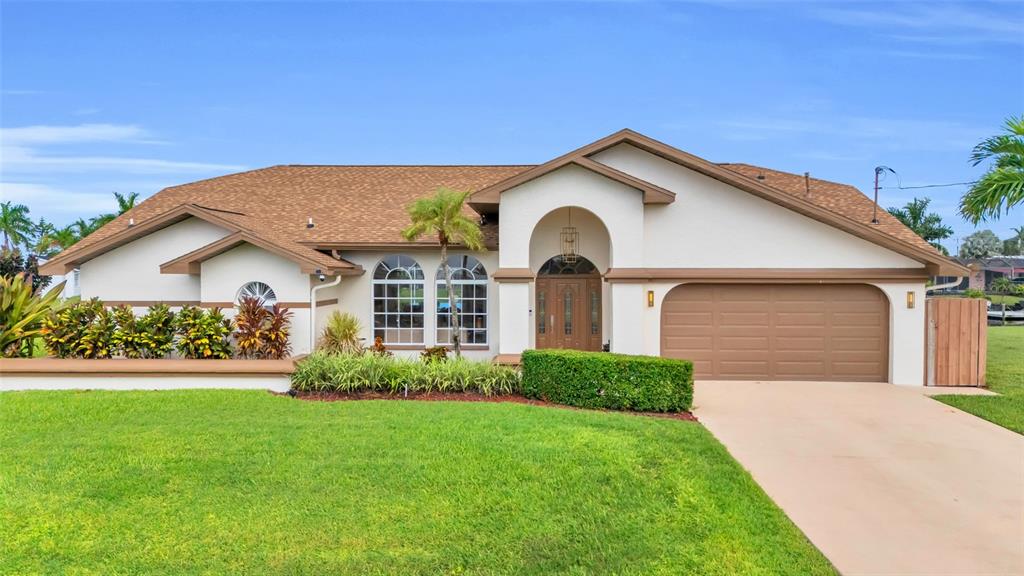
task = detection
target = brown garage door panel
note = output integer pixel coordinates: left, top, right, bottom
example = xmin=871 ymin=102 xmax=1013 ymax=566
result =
xmin=661 ymin=284 xmax=889 ymax=382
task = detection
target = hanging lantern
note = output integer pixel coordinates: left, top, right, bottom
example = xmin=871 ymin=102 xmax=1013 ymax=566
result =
xmin=560 ymin=208 xmax=579 ymax=264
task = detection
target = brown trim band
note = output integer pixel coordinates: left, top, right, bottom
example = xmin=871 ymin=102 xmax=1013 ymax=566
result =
xmin=0 ymin=358 xmax=297 ymax=376
xmin=493 ymin=268 xmax=534 ymax=282
xmin=604 ymin=267 xmax=931 ymax=283
xmin=315 ymin=298 xmax=338 ymax=307
xmin=100 ymin=300 xmax=313 ymax=309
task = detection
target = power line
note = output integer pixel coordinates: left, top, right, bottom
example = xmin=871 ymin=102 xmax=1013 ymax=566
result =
xmin=880 ymin=181 xmax=978 ymax=190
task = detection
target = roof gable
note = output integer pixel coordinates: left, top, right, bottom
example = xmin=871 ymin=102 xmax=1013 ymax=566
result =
xmin=159 ymin=231 xmax=362 ymax=275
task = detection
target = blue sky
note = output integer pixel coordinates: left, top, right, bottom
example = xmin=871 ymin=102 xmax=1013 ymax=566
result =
xmin=2 ymin=1 xmax=1022 ymax=252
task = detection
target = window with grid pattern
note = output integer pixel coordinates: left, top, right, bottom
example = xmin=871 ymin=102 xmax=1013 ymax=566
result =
xmin=436 ymin=255 xmax=488 ymax=346
xmin=372 ymin=255 xmax=425 ymax=345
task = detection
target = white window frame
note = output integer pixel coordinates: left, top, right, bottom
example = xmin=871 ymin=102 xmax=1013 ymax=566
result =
xmin=372 ymin=255 xmax=426 ymax=345
xmin=435 ymin=255 xmax=488 ymax=346
xmin=236 ymin=281 xmax=277 ymax=308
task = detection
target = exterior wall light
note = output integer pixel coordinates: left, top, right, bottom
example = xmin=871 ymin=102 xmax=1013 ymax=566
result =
xmin=906 ymin=291 xmax=915 ymax=309
xmin=647 ymin=290 xmax=655 ymax=307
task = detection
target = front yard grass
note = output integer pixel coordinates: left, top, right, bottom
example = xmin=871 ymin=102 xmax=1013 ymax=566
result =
xmin=0 ymin=391 xmax=834 ymax=575
xmin=934 ymin=326 xmax=1024 ymax=434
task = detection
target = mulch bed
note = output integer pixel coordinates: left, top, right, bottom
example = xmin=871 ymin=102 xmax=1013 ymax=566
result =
xmin=278 ymin=389 xmax=697 ymax=422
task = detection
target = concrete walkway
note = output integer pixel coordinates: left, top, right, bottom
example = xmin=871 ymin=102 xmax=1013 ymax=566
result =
xmin=694 ymin=380 xmax=1024 ymax=576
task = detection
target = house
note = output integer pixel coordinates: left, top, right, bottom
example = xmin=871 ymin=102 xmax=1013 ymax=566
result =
xmin=40 ymin=129 xmax=967 ymax=385
xmin=931 ymin=256 xmax=1024 ymax=292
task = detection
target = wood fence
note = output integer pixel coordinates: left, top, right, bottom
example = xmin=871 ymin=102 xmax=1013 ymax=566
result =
xmin=926 ymin=298 xmax=987 ymax=387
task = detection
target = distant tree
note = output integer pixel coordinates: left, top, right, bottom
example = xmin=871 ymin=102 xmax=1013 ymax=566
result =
xmin=959 ymin=229 xmax=1003 ymax=259
xmin=1003 ymin=225 xmax=1024 ymax=255
xmin=960 ymin=115 xmax=1024 ymax=223
xmin=91 ymin=191 xmax=140 ymax=229
xmin=401 ymin=187 xmax=484 ymax=357
xmin=0 ymin=202 xmax=34 ymax=250
xmin=989 ymin=276 xmax=1021 ymax=326
xmin=887 ymin=197 xmax=954 ymax=254
xmin=0 ymin=248 xmax=49 ymax=292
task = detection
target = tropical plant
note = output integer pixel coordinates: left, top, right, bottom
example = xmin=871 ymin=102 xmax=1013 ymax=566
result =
xmin=233 ymin=297 xmax=292 ymax=359
xmin=886 ymin=197 xmax=954 ymax=254
xmin=0 ymin=202 xmax=34 ymax=250
xmin=262 ymin=304 xmax=292 ymax=360
xmin=420 ymin=345 xmax=449 ymax=363
xmin=0 ymin=273 xmax=66 ymax=357
xmin=369 ymin=335 xmax=391 ymax=357
xmin=42 ymin=298 xmax=102 ymax=358
xmin=959 ymin=229 xmax=1003 ymax=259
xmin=110 ymin=305 xmax=144 ymax=358
xmin=1003 ymin=226 xmax=1024 ymax=256
xmin=90 ymin=191 xmax=141 ymax=230
xmin=401 ymin=187 xmax=485 ymax=357
xmin=963 ymin=288 xmax=986 ymax=299
xmin=960 ymin=115 xmax=1024 ymax=223
xmin=234 ymin=296 xmax=270 ymax=358
xmin=77 ymin=306 xmax=116 ymax=359
xmin=290 ymin=352 xmax=521 ymax=396
xmin=318 ymin=311 xmax=364 ymax=355
xmin=175 ymin=306 xmax=232 ymax=359
xmin=136 ymin=303 xmax=176 ymax=358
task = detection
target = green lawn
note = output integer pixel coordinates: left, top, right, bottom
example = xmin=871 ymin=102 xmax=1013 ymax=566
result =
xmin=0 ymin=391 xmax=834 ymax=575
xmin=934 ymin=326 xmax=1024 ymax=434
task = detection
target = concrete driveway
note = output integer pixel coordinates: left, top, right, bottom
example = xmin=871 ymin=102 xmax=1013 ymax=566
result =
xmin=694 ymin=380 xmax=1024 ymax=576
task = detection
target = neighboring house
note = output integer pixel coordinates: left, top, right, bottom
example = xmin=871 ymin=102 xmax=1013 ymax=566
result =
xmin=932 ymin=257 xmax=1024 ymax=292
xmin=40 ymin=129 xmax=967 ymax=385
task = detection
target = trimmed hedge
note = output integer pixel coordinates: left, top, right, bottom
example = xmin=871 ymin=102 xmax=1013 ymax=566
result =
xmin=521 ymin=349 xmax=693 ymax=413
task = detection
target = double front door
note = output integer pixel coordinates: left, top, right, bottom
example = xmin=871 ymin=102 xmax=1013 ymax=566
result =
xmin=535 ymin=276 xmax=602 ymax=351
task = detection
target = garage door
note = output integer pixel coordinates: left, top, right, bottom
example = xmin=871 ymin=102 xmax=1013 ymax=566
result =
xmin=661 ymin=284 xmax=889 ymax=382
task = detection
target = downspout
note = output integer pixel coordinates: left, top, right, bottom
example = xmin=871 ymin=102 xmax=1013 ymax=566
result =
xmin=310 ymin=273 xmax=342 ymax=353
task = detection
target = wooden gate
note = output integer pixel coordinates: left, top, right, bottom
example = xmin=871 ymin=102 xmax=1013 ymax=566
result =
xmin=926 ymin=298 xmax=987 ymax=386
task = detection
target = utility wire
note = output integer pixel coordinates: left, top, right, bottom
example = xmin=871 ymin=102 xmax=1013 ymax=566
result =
xmin=880 ymin=181 xmax=978 ymax=190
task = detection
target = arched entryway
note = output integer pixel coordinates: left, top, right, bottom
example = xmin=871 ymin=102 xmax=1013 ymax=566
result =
xmin=535 ymin=255 xmax=603 ymax=351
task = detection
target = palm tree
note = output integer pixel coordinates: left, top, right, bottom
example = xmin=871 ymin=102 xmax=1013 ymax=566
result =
xmin=90 ymin=191 xmax=140 ymax=230
xmin=887 ymin=197 xmax=954 ymax=254
xmin=0 ymin=202 xmax=34 ymax=250
xmin=960 ymin=115 xmax=1024 ymax=223
xmin=401 ymin=187 xmax=484 ymax=357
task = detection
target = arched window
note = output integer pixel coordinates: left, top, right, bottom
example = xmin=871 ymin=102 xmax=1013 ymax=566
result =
xmin=436 ymin=255 xmax=488 ymax=346
xmin=373 ymin=255 xmax=425 ymax=345
xmin=237 ymin=281 xmax=277 ymax=307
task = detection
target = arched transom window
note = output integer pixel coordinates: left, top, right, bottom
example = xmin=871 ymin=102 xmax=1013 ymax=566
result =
xmin=237 ymin=281 xmax=277 ymax=307
xmin=373 ymin=255 xmax=425 ymax=344
xmin=436 ymin=255 xmax=488 ymax=346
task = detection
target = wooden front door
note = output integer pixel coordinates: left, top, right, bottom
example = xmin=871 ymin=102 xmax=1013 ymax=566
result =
xmin=535 ymin=276 xmax=602 ymax=351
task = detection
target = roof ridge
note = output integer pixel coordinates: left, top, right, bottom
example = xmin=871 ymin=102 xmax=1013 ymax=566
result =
xmin=281 ymin=164 xmax=538 ymax=168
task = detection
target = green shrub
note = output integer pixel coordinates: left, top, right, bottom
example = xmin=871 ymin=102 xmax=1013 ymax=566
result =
xmin=318 ymin=311 xmax=363 ymax=355
xmin=175 ymin=306 xmax=232 ymax=359
xmin=964 ymin=288 xmax=986 ymax=299
xmin=136 ymin=304 xmax=176 ymax=358
xmin=41 ymin=298 xmax=103 ymax=358
xmin=77 ymin=306 xmax=116 ymax=359
xmin=521 ymin=349 xmax=693 ymax=413
xmin=290 ymin=352 xmax=520 ymax=396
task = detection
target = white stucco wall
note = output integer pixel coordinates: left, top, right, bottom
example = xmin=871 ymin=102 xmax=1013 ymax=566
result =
xmin=313 ymin=250 xmax=500 ymax=360
xmin=591 ymin=143 xmax=924 ymax=269
xmin=80 ymin=218 xmax=231 ymax=301
xmin=201 ymin=244 xmax=315 ymax=354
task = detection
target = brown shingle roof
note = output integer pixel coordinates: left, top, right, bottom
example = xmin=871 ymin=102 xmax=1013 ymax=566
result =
xmin=43 ymin=145 xmax=957 ymax=275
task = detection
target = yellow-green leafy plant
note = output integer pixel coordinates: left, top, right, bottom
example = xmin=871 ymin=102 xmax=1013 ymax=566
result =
xmin=136 ymin=303 xmax=176 ymax=358
xmin=77 ymin=306 xmax=116 ymax=359
xmin=175 ymin=305 xmax=232 ymax=359
xmin=318 ymin=311 xmax=363 ymax=355
xmin=0 ymin=273 xmax=66 ymax=357
xmin=41 ymin=298 xmax=103 ymax=358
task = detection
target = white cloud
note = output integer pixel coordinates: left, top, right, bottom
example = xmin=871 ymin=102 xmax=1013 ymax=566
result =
xmin=719 ymin=116 xmax=987 ymax=152
xmin=0 ymin=123 xmax=246 ymax=175
xmin=0 ymin=182 xmax=117 ymax=215
xmin=0 ymin=123 xmax=148 ymax=145
xmin=810 ymin=3 xmax=1024 ymax=45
